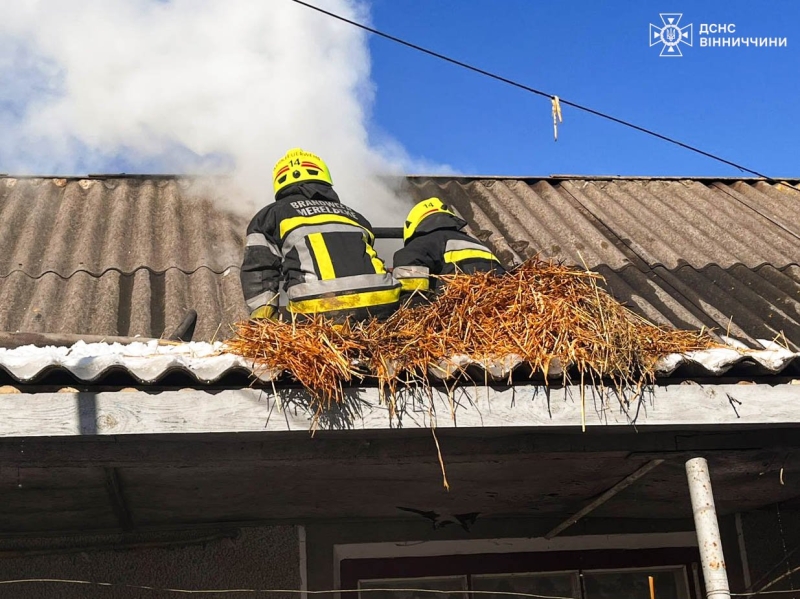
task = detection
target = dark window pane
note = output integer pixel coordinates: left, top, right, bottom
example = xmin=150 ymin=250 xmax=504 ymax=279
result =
xmin=359 ymin=576 xmax=468 ymax=599
xmin=583 ymin=568 xmax=688 ymax=599
xmin=473 ymin=572 xmax=580 ymax=599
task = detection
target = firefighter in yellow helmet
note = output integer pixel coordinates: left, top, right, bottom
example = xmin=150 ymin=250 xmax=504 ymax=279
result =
xmin=240 ymin=148 xmax=400 ymax=322
xmin=392 ymin=198 xmax=505 ymax=302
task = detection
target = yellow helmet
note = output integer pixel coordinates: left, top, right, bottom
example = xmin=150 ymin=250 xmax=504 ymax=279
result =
xmin=403 ymin=197 xmax=457 ymax=242
xmin=272 ymin=148 xmax=333 ymax=195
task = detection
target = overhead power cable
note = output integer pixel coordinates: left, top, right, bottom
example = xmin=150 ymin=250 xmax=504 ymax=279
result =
xmin=3 ymin=577 xmax=800 ymax=597
xmin=289 ymin=0 xmax=799 ymax=192
xmin=0 ymin=579 xmax=575 ymax=597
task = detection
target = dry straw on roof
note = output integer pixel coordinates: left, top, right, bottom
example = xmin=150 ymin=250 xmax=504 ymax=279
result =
xmin=226 ymin=259 xmax=716 ymax=412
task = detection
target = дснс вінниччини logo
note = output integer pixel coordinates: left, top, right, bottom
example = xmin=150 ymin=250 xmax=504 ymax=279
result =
xmin=650 ymin=13 xmax=693 ymax=56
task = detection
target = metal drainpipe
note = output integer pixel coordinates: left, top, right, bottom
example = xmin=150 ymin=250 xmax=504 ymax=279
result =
xmin=686 ymin=457 xmax=731 ymax=599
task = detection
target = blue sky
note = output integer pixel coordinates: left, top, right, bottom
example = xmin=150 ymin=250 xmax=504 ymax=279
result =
xmin=366 ymin=0 xmax=799 ymax=177
xmin=1 ymin=1 xmax=796 ymax=184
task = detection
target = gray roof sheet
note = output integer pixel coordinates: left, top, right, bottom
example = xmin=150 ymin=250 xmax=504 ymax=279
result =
xmin=405 ymin=177 xmax=800 ymax=349
xmin=0 ymin=177 xmax=249 ymax=341
xmin=1 ymin=175 xmax=799 ymax=353
xmin=405 ymin=177 xmax=800 ymax=270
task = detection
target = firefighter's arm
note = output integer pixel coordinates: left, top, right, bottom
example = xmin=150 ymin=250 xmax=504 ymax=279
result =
xmin=392 ymin=245 xmax=432 ymax=295
xmin=240 ymin=215 xmax=282 ymax=319
xmin=393 ymin=264 xmax=431 ymax=294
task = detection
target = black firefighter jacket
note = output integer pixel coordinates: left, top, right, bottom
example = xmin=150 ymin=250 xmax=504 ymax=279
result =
xmin=240 ymin=182 xmax=400 ymax=320
xmin=392 ymin=212 xmax=505 ymax=301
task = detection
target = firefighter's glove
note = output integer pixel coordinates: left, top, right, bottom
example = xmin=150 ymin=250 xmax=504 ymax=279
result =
xmin=250 ymin=305 xmax=277 ymax=321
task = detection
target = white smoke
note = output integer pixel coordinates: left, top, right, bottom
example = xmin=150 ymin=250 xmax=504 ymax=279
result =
xmin=0 ymin=0 xmax=448 ymax=224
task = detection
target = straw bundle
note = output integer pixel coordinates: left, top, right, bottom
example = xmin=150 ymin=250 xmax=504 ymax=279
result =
xmin=228 ymin=317 xmax=368 ymax=412
xmin=226 ymin=259 xmax=717 ymax=410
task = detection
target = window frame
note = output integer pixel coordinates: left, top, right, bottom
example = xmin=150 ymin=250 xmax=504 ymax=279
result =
xmin=342 ymin=547 xmax=702 ymax=599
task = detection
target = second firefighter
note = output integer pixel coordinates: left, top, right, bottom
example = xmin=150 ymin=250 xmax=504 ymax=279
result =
xmin=393 ymin=197 xmax=505 ymax=302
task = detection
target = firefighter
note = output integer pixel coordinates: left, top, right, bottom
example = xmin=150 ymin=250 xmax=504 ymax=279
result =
xmin=392 ymin=197 xmax=504 ymax=302
xmin=240 ymin=148 xmax=400 ymax=322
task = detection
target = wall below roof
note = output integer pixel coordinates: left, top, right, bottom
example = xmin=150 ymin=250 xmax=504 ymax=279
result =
xmin=1 ymin=508 xmax=792 ymax=597
xmin=0 ymin=526 xmax=300 ymax=598
xmin=741 ymin=505 xmax=800 ymax=593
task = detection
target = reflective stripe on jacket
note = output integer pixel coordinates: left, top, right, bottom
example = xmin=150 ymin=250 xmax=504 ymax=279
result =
xmin=392 ymin=265 xmax=430 ymax=294
xmin=241 ymin=182 xmax=399 ymax=318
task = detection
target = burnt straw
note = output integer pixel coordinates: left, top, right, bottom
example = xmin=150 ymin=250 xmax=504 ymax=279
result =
xmin=226 ymin=259 xmax=716 ymax=411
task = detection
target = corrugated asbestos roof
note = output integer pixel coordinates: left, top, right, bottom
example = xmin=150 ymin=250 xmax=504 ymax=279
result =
xmin=1 ymin=175 xmax=799 ymax=356
xmin=0 ymin=340 xmax=798 ymax=385
xmin=405 ymin=177 xmax=800 ymax=350
xmin=0 ymin=177 xmax=249 ymax=341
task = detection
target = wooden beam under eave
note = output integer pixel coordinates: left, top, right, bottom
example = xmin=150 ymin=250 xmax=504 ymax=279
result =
xmin=0 ymin=383 xmax=799 ymax=437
